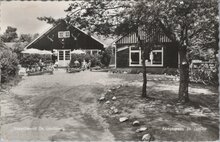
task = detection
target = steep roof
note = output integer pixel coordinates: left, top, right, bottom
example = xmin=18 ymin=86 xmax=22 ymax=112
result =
xmin=25 ymin=20 xmax=105 ymax=50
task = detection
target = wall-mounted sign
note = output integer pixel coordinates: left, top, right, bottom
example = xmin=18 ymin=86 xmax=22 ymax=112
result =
xmin=58 ymin=31 xmax=70 ymax=38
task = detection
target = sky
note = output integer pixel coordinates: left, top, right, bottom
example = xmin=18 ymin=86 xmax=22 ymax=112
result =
xmin=0 ymin=1 xmax=115 ymax=45
xmin=0 ymin=1 xmax=72 ymax=35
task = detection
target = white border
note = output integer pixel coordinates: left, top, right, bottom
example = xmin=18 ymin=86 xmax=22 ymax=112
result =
xmin=129 ymin=46 xmax=164 ymax=67
xmin=129 ymin=46 xmax=142 ymax=66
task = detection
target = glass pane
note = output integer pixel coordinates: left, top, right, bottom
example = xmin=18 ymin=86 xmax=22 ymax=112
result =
xmin=152 ymin=52 xmax=162 ymax=64
xmin=59 ymin=51 xmax=64 ymax=60
xmin=65 ymin=51 xmax=70 ymax=60
xmin=131 ymin=52 xmax=140 ymax=64
xmin=131 ymin=46 xmax=140 ymax=50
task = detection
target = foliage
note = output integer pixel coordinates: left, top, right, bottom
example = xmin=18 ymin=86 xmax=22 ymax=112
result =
xmin=100 ymin=47 xmax=112 ymax=67
xmin=19 ymin=34 xmax=32 ymax=43
xmin=190 ymin=62 xmax=218 ymax=85
xmin=19 ymin=33 xmax=39 ymax=43
xmin=69 ymin=53 xmax=102 ymax=68
xmin=0 ymin=48 xmax=19 ymax=83
xmin=11 ymin=42 xmax=28 ymax=61
xmin=1 ymin=26 xmax=18 ymax=42
xmin=38 ymin=1 xmax=218 ymax=101
xmin=20 ymin=54 xmax=52 ymax=68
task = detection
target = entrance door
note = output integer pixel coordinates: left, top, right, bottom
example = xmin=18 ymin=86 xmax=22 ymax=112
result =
xmin=57 ymin=50 xmax=71 ymax=67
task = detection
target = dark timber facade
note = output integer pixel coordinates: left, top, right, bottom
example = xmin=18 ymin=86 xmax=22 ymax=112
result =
xmin=25 ymin=20 xmax=104 ymax=67
xmin=115 ymin=28 xmax=179 ymax=69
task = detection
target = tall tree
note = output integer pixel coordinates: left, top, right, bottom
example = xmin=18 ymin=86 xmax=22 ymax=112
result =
xmin=19 ymin=33 xmax=39 ymax=43
xmin=19 ymin=34 xmax=32 ymax=43
xmin=38 ymin=0 xmax=218 ymax=102
xmin=38 ymin=1 xmax=153 ymax=98
xmin=1 ymin=26 xmax=18 ymax=42
xmin=136 ymin=0 xmax=218 ymax=102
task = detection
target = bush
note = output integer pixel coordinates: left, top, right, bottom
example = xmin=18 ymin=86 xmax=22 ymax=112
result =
xmin=20 ymin=54 xmax=52 ymax=68
xmin=69 ymin=53 xmax=102 ymax=68
xmin=0 ymin=49 xmax=19 ymax=83
xmin=101 ymin=48 xmax=112 ymax=67
xmin=190 ymin=63 xmax=218 ymax=85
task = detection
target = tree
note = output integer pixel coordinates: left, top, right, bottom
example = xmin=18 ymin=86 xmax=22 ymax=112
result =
xmin=19 ymin=33 xmax=39 ymax=43
xmin=134 ymin=0 xmax=218 ymax=102
xmin=101 ymin=47 xmax=112 ymax=67
xmin=1 ymin=26 xmax=18 ymax=42
xmin=38 ymin=0 xmax=218 ymax=102
xmin=19 ymin=34 xmax=32 ymax=43
xmin=38 ymin=1 xmax=151 ymax=98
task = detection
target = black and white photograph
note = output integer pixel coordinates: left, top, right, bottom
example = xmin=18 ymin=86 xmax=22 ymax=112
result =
xmin=0 ymin=0 xmax=219 ymax=141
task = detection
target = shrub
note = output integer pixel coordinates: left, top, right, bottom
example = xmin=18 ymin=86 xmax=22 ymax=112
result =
xmin=69 ymin=53 xmax=102 ymax=68
xmin=20 ymin=54 xmax=52 ymax=68
xmin=190 ymin=62 xmax=218 ymax=85
xmin=101 ymin=48 xmax=112 ymax=67
xmin=0 ymin=49 xmax=19 ymax=83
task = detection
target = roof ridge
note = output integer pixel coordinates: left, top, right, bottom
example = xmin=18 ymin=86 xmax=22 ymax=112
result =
xmin=25 ymin=23 xmax=60 ymax=50
xmin=69 ymin=24 xmax=107 ymax=47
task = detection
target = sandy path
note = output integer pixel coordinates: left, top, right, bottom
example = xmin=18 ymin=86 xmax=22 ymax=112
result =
xmin=1 ymin=69 xmax=122 ymax=141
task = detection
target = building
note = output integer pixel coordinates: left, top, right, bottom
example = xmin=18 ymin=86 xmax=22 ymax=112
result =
xmin=115 ymin=28 xmax=179 ymax=69
xmin=25 ymin=20 xmax=104 ymax=67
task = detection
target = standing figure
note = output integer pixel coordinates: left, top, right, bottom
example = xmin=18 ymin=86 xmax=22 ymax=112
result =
xmin=82 ymin=60 xmax=87 ymax=71
xmin=39 ymin=59 xmax=44 ymax=71
xmin=87 ymin=60 xmax=92 ymax=70
xmin=74 ymin=60 xmax=80 ymax=68
xmin=54 ymin=60 xmax=59 ymax=70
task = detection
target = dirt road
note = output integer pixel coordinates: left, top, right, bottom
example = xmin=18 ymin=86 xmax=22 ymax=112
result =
xmin=1 ymin=69 xmax=218 ymax=141
xmin=1 ymin=69 xmax=122 ymax=141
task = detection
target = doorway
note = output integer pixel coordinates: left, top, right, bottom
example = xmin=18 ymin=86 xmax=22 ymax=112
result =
xmin=57 ymin=50 xmax=71 ymax=67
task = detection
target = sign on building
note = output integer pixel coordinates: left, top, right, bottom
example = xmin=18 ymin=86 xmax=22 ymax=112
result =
xmin=58 ymin=31 xmax=70 ymax=38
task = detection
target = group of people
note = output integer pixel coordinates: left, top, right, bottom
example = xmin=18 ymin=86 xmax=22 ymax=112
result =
xmin=26 ymin=59 xmax=54 ymax=73
xmin=26 ymin=58 xmax=92 ymax=73
xmin=74 ymin=59 xmax=91 ymax=70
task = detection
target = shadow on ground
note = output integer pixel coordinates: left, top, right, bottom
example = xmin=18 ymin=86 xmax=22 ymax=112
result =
xmin=97 ymin=82 xmax=219 ymax=141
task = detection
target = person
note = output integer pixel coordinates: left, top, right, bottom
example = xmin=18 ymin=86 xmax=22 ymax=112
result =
xmin=87 ymin=60 xmax=91 ymax=70
xmin=54 ymin=60 xmax=58 ymax=70
xmin=74 ymin=60 xmax=80 ymax=68
xmin=81 ymin=59 xmax=87 ymax=71
xmin=52 ymin=53 xmax=57 ymax=64
xmin=38 ymin=59 xmax=44 ymax=71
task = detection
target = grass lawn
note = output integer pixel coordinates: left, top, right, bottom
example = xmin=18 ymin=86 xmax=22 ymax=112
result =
xmin=98 ymin=73 xmax=219 ymax=141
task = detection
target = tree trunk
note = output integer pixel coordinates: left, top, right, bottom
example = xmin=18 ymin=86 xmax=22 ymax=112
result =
xmin=142 ymin=53 xmax=147 ymax=98
xmin=0 ymin=64 xmax=1 ymax=90
xmin=136 ymin=30 xmax=147 ymax=98
xmin=178 ymin=45 xmax=189 ymax=103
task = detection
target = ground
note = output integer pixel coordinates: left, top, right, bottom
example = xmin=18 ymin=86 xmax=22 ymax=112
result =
xmin=0 ymin=69 xmax=219 ymax=141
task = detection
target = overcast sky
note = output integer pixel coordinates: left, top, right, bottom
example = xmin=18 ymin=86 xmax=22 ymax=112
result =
xmin=0 ymin=1 xmax=114 ymax=45
xmin=1 ymin=1 xmax=71 ymax=35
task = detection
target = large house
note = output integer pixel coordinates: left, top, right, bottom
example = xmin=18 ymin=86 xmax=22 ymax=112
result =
xmin=114 ymin=28 xmax=179 ymax=69
xmin=25 ymin=20 xmax=105 ymax=67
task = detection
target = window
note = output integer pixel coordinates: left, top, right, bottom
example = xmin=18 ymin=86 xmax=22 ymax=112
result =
xmin=129 ymin=46 xmax=142 ymax=66
xmin=129 ymin=45 xmax=163 ymax=67
xmin=152 ymin=51 xmax=162 ymax=65
xmin=146 ymin=46 xmax=163 ymax=66
xmin=58 ymin=31 xmax=70 ymax=38
xmin=65 ymin=50 xmax=70 ymax=60
xmin=59 ymin=51 xmax=64 ymax=60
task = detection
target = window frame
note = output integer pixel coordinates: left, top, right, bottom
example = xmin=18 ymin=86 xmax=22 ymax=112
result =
xmin=129 ymin=45 xmax=164 ymax=67
xmin=129 ymin=46 xmax=142 ymax=66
